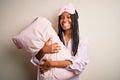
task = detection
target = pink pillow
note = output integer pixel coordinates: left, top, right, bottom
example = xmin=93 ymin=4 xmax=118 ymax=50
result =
xmin=12 ymin=17 xmax=74 ymax=80
xmin=12 ymin=17 xmax=58 ymax=55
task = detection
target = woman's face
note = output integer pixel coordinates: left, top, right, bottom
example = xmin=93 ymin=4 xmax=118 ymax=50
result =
xmin=60 ymin=12 xmax=72 ymax=31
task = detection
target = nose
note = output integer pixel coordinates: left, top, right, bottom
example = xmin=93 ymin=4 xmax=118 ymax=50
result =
xmin=63 ymin=17 xmax=67 ymax=22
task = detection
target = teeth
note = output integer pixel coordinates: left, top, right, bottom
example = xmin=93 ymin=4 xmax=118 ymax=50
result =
xmin=64 ymin=23 xmax=69 ymax=26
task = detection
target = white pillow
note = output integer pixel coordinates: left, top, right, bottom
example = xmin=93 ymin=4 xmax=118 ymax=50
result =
xmin=12 ymin=17 xmax=74 ymax=80
xmin=12 ymin=17 xmax=59 ymax=55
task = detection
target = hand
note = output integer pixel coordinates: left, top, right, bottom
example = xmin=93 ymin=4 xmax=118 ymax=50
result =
xmin=36 ymin=38 xmax=61 ymax=61
xmin=40 ymin=59 xmax=53 ymax=73
xmin=42 ymin=38 xmax=61 ymax=54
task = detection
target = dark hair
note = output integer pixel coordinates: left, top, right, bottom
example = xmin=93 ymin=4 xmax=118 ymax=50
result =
xmin=58 ymin=10 xmax=79 ymax=56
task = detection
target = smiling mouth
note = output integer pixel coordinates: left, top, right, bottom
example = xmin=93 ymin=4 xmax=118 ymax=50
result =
xmin=63 ymin=23 xmax=70 ymax=26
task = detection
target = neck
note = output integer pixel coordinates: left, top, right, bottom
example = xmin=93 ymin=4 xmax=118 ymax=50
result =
xmin=64 ymin=29 xmax=71 ymax=38
xmin=63 ymin=29 xmax=71 ymax=46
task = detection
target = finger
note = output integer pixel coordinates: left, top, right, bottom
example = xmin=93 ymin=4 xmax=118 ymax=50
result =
xmin=40 ymin=68 xmax=44 ymax=74
xmin=40 ymin=70 xmax=44 ymax=74
xmin=53 ymin=42 xmax=59 ymax=45
xmin=40 ymin=64 xmax=44 ymax=67
xmin=41 ymin=69 xmax=48 ymax=73
xmin=40 ymin=65 xmax=50 ymax=73
xmin=53 ymin=43 xmax=61 ymax=49
xmin=56 ymin=46 xmax=61 ymax=50
xmin=42 ymin=59 xmax=47 ymax=62
xmin=52 ymin=44 xmax=60 ymax=50
xmin=54 ymin=50 xmax=60 ymax=53
xmin=40 ymin=66 xmax=49 ymax=72
xmin=51 ymin=48 xmax=60 ymax=53
xmin=54 ymin=46 xmax=61 ymax=52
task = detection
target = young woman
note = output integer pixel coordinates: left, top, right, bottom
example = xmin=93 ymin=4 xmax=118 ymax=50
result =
xmin=31 ymin=3 xmax=89 ymax=80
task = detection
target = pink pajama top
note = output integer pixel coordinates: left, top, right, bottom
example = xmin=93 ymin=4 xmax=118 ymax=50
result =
xmin=31 ymin=35 xmax=89 ymax=80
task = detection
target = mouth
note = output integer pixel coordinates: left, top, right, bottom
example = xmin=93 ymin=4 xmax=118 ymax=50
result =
xmin=63 ymin=23 xmax=70 ymax=26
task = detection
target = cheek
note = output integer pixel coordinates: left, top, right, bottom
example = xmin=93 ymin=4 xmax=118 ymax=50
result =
xmin=60 ymin=20 xmax=63 ymax=26
xmin=69 ymin=19 xmax=72 ymax=25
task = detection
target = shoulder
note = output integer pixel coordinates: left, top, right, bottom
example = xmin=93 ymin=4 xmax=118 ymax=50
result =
xmin=78 ymin=35 xmax=88 ymax=48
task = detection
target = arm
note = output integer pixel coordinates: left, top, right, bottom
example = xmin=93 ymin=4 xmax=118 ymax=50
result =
xmin=35 ymin=49 xmax=44 ymax=61
xmin=39 ymin=59 xmax=72 ymax=74
xmin=66 ymin=36 xmax=89 ymax=74
xmin=41 ymin=36 xmax=89 ymax=74
xmin=51 ymin=60 xmax=72 ymax=68
xmin=42 ymin=59 xmax=72 ymax=68
xmin=31 ymin=38 xmax=61 ymax=66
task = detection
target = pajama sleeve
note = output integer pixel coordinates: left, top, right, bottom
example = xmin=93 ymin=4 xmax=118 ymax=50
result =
xmin=66 ymin=36 xmax=89 ymax=75
xmin=30 ymin=54 xmax=40 ymax=66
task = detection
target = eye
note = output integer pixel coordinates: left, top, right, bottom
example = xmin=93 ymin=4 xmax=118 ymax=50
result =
xmin=66 ymin=14 xmax=71 ymax=19
xmin=60 ymin=16 xmax=64 ymax=19
xmin=67 ymin=15 xmax=71 ymax=19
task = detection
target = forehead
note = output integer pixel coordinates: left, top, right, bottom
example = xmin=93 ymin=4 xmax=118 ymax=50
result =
xmin=60 ymin=12 xmax=71 ymax=16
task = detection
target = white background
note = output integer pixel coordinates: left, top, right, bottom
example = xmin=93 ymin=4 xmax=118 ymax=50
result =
xmin=0 ymin=0 xmax=120 ymax=80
